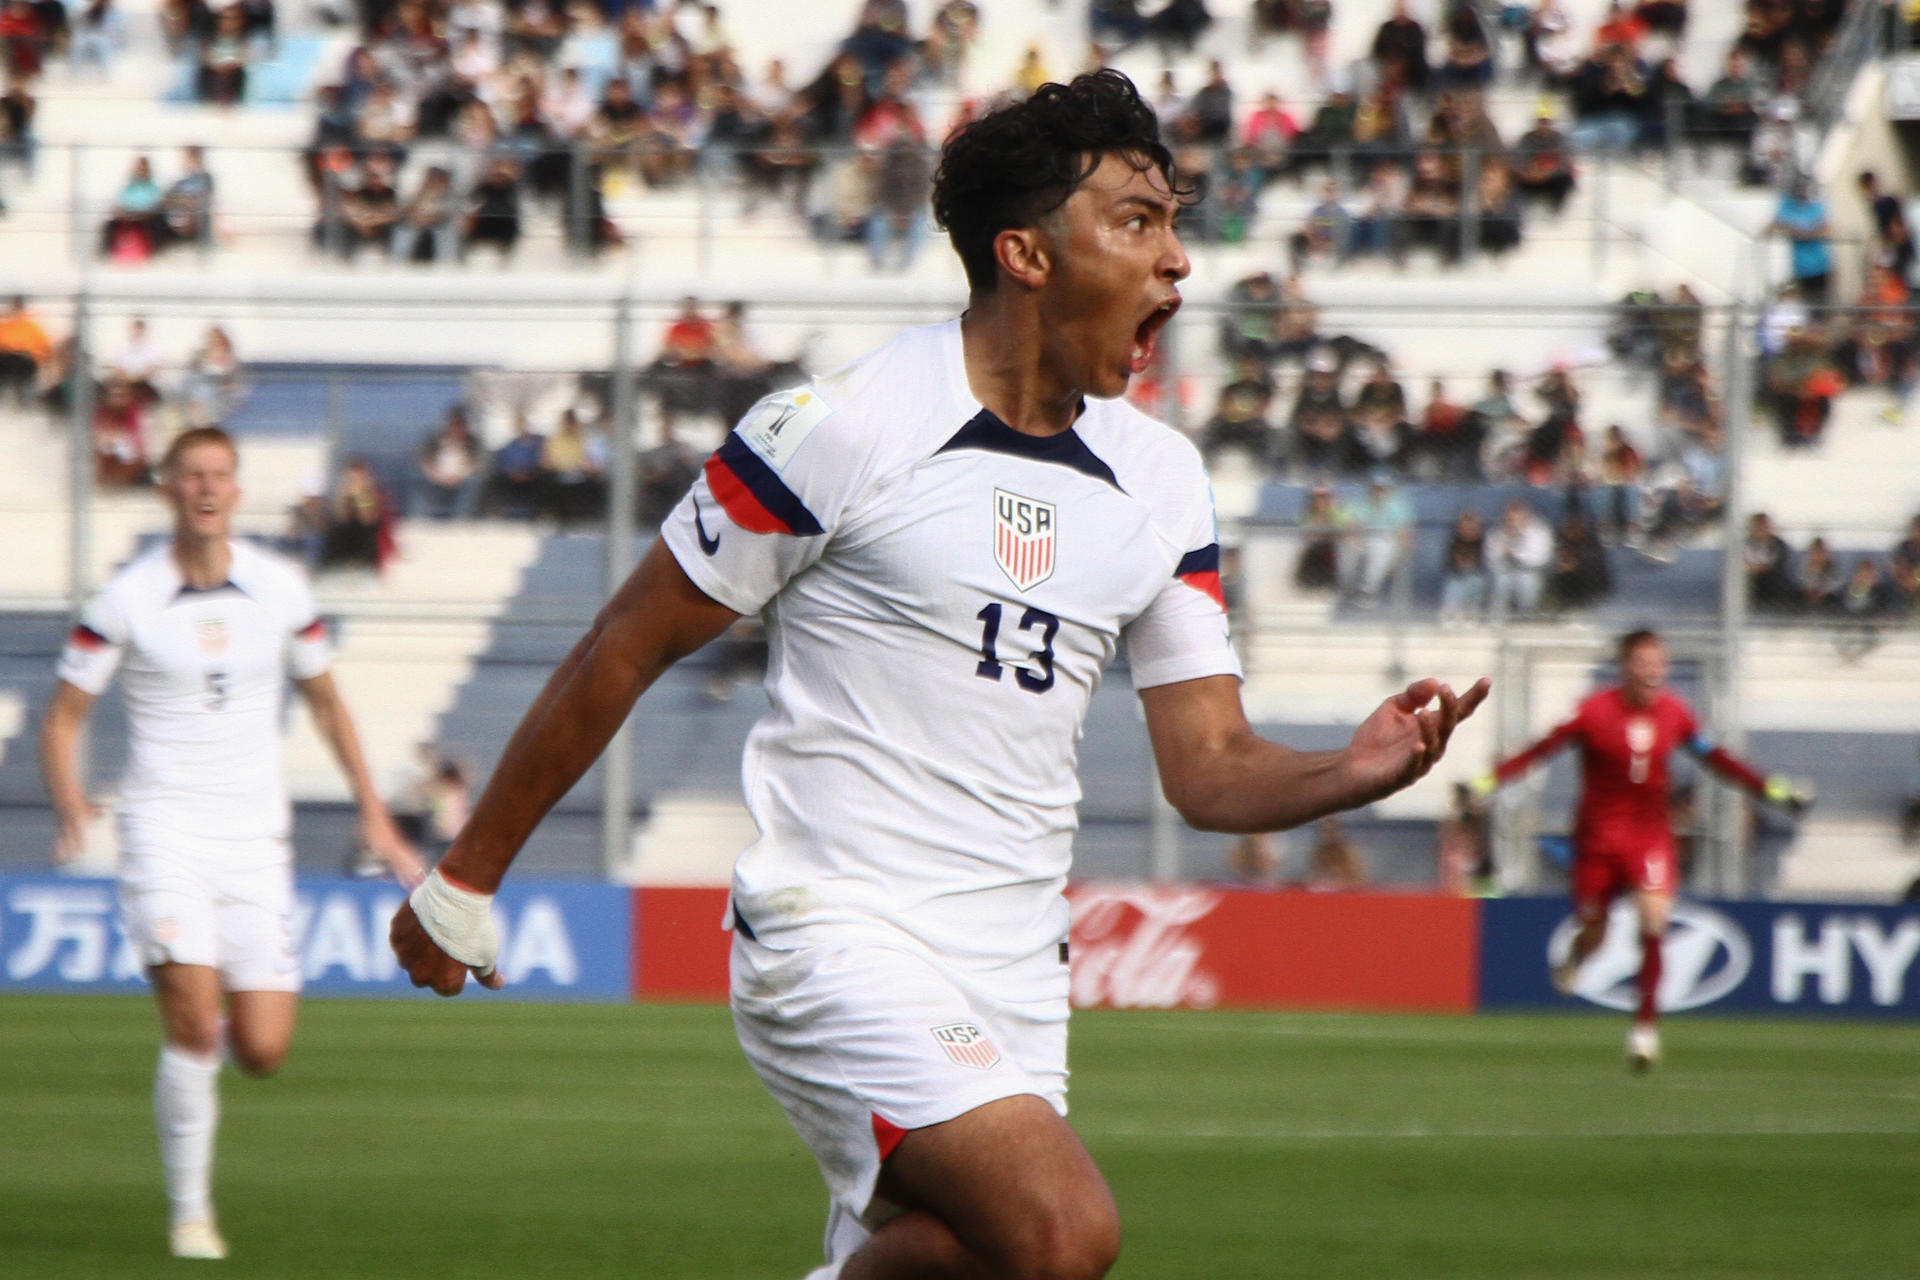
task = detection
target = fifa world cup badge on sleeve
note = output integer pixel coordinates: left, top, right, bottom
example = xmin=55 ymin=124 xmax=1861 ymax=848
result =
xmin=739 ymin=388 xmax=831 ymax=472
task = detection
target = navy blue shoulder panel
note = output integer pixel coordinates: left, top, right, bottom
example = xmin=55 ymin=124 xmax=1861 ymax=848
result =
xmin=936 ymin=409 xmax=1123 ymax=491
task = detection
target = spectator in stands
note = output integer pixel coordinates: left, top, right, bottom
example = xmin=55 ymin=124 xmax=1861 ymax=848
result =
xmin=1337 ymin=472 xmax=1414 ymax=608
xmin=92 ymin=374 xmax=149 ymax=487
xmin=108 ymin=316 xmax=163 ymax=404
xmin=1526 ymin=0 xmax=1579 ymax=87
xmin=1596 ymin=423 xmax=1644 ymax=541
xmin=0 ymin=68 xmax=34 ymax=186
xmin=1745 ymin=512 xmax=1796 ymax=611
xmin=1200 ymin=356 xmax=1276 ymax=470
xmin=1 ymin=0 xmax=47 ymax=78
xmin=1284 ymin=75 xmax=1356 ymax=179
xmin=650 ymin=296 xmax=718 ymax=427
xmin=335 ymin=154 xmax=402 ymax=259
xmin=1856 ymin=171 xmax=1914 ymax=284
xmin=1288 ymin=347 xmax=1353 ymax=475
xmin=1351 ymin=159 xmax=1409 ymax=266
xmin=1288 ymin=180 xmax=1351 ymax=272
xmin=1089 ymin=0 xmax=1146 ymax=50
xmin=411 ymin=406 xmax=483 ymax=520
xmin=196 ymin=5 xmax=250 ymax=106
xmin=1698 ymin=48 xmax=1760 ymax=154
xmin=1349 ymin=362 xmax=1415 ymax=474
xmin=1305 ymin=817 xmax=1368 ymax=890
xmin=1371 ymin=0 xmax=1430 ymax=94
xmin=320 ymin=459 xmax=394 ymax=573
xmin=1435 ymin=1 xmax=1493 ymax=92
xmin=1642 ymin=58 xmax=1694 ymax=152
xmin=1438 ymin=510 xmax=1489 ymax=627
xmin=1890 ymin=514 xmax=1920 ymax=580
xmin=1220 ymin=270 xmax=1282 ymax=363
xmin=1568 ymin=40 xmax=1650 ymax=153
xmin=1178 ymin=59 xmax=1233 ymax=144
xmin=101 ymin=154 xmax=164 ymax=260
xmin=1544 ymin=513 xmax=1612 ymax=611
xmin=462 ymin=157 xmax=522 ymax=260
xmin=1145 ymin=0 xmax=1211 ymax=56
xmin=1742 ymin=98 xmax=1803 ymax=188
xmin=391 ymin=165 xmax=457 ymax=263
xmin=1476 ymin=162 xmax=1523 ymax=257
xmin=161 ymin=145 xmax=215 ymax=248
xmin=815 ymin=144 xmax=882 ymax=247
xmin=1837 ymin=556 xmax=1894 ymax=622
xmin=1239 ymin=91 xmax=1298 ymax=180
xmin=1769 ymin=174 xmax=1832 ymax=305
xmin=1293 ymin=480 xmax=1343 ymax=591
xmin=1403 ymin=148 xmax=1462 ymax=265
xmin=1487 ymin=498 xmax=1553 ymax=618
xmin=1793 ymin=534 xmax=1840 ymax=613
xmin=482 ymin=416 xmax=547 ymax=519
xmin=1417 ymin=378 xmax=1475 ymax=479
xmin=180 ymin=323 xmax=240 ymax=426
xmin=1513 ymin=104 xmax=1576 ymax=212
xmin=69 ymin=0 xmax=124 ymax=76
xmin=540 ymin=406 xmax=606 ymax=525
xmin=1835 ymin=265 xmax=1917 ymax=411
xmin=1763 ymin=324 xmax=1843 ymax=447
xmin=356 ymin=79 xmax=418 ymax=165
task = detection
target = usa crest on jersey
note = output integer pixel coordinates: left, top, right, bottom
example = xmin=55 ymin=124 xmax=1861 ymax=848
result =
xmin=993 ymin=489 xmax=1056 ymax=592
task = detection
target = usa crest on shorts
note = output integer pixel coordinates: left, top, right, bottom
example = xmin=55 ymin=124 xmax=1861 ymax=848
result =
xmin=930 ymin=1021 xmax=1002 ymax=1070
xmin=993 ymin=489 xmax=1056 ymax=592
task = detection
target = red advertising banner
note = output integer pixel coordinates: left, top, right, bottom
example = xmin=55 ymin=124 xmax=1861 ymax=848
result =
xmin=1067 ymin=883 xmax=1479 ymax=1014
xmin=633 ymin=886 xmax=732 ymax=999
xmin=634 ymin=884 xmax=1480 ymax=1014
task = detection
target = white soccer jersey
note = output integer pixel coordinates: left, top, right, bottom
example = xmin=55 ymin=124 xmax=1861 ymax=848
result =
xmin=56 ymin=540 xmax=330 ymax=847
xmin=662 ymin=320 xmax=1239 ymax=965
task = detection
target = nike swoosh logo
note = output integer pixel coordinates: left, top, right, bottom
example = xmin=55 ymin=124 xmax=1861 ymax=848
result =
xmin=693 ymin=495 xmax=722 ymax=556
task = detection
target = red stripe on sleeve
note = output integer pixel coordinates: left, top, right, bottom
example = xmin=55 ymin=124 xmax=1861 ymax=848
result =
xmin=1178 ymin=569 xmax=1226 ymax=610
xmin=703 ymin=455 xmax=789 ymax=535
xmin=67 ymin=624 xmax=108 ymax=652
xmin=297 ymin=619 xmax=326 ymax=642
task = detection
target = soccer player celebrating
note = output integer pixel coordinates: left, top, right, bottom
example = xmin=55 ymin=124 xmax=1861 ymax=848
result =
xmin=1475 ymin=629 xmax=1807 ymax=1072
xmin=40 ymin=427 xmax=421 ymax=1259
xmin=391 ymin=72 xmax=1488 ymax=1280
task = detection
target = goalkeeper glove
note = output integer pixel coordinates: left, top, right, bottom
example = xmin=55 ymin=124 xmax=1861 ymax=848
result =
xmin=1764 ymin=775 xmax=1813 ymax=817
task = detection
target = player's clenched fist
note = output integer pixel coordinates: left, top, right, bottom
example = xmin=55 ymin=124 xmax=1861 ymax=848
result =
xmin=391 ymin=869 xmax=506 ymax=996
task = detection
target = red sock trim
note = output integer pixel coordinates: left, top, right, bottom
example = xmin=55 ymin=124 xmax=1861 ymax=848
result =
xmin=871 ymin=1112 xmax=908 ymax=1161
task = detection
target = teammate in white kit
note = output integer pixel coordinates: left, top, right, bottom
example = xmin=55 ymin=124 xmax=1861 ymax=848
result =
xmin=392 ymin=73 xmax=1488 ymax=1280
xmin=40 ymin=427 xmax=420 ymax=1260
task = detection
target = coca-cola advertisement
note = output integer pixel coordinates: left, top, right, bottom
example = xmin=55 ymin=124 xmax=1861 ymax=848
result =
xmin=1066 ymin=882 xmax=1479 ymax=1014
xmin=628 ymin=885 xmax=1479 ymax=1014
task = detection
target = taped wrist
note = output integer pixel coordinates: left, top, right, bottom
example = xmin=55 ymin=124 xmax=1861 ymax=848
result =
xmin=409 ymin=869 xmax=500 ymax=974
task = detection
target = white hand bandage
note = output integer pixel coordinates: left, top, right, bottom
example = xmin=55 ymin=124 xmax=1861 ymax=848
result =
xmin=408 ymin=869 xmax=500 ymax=975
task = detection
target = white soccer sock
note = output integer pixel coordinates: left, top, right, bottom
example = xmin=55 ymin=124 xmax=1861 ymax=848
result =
xmin=155 ymin=1043 xmax=221 ymax=1227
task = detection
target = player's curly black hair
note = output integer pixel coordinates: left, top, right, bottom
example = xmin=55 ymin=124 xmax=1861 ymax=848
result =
xmin=932 ymin=70 xmax=1194 ymax=294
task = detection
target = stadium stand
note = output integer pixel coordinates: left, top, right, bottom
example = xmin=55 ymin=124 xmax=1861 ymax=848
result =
xmin=2 ymin=0 xmax=1918 ymax=900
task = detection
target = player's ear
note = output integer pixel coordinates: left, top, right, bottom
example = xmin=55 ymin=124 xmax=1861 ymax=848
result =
xmin=994 ymin=224 xmax=1053 ymax=291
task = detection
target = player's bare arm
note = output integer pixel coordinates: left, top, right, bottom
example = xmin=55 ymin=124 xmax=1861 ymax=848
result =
xmin=1141 ymin=673 xmax=1490 ymax=834
xmin=38 ymin=679 xmax=101 ymax=863
xmin=296 ymin=671 xmax=424 ymax=887
xmin=390 ymin=540 xmax=739 ymax=995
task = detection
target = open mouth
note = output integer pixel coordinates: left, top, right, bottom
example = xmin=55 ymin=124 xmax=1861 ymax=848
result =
xmin=1131 ymin=299 xmax=1180 ymax=375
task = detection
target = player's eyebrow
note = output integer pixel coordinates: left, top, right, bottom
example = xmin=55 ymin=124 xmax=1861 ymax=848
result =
xmin=1113 ymin=193 xmax=1177 ymax=221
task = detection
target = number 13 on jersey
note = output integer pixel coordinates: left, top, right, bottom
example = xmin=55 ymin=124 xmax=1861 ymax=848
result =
xmin=975 ymin=602 xmax=1059 ymax=694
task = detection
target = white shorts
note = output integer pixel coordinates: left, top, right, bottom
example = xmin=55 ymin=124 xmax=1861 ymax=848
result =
xmin=117 ymin=822 xmax=300 ymax=993
xmin=730 ymin=923 xmax=1070 ymax=1270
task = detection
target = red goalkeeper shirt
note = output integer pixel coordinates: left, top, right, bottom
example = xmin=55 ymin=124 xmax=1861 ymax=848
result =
xmin=1494 ymin=688 xmax=1767 ymax=853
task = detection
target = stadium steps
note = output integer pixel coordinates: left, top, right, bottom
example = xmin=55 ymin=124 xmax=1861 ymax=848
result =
xmin=280 ymin=523 xmax=544 ymax=802
xmin=1775 ymin=818 xmax=1920 ymax=900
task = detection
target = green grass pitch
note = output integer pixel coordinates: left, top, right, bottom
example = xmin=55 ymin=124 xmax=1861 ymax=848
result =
xmin=4 ymin=995 xmax=1917 ymax=1278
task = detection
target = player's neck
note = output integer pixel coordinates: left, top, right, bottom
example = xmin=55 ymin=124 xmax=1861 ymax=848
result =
xmin=1621 ymin=683 xmax=1658 ymax=708
xmin=959 ymin=302 xmax=1082 ymax=437
xmin=172 ymin=533 xmax=232 ymax=590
